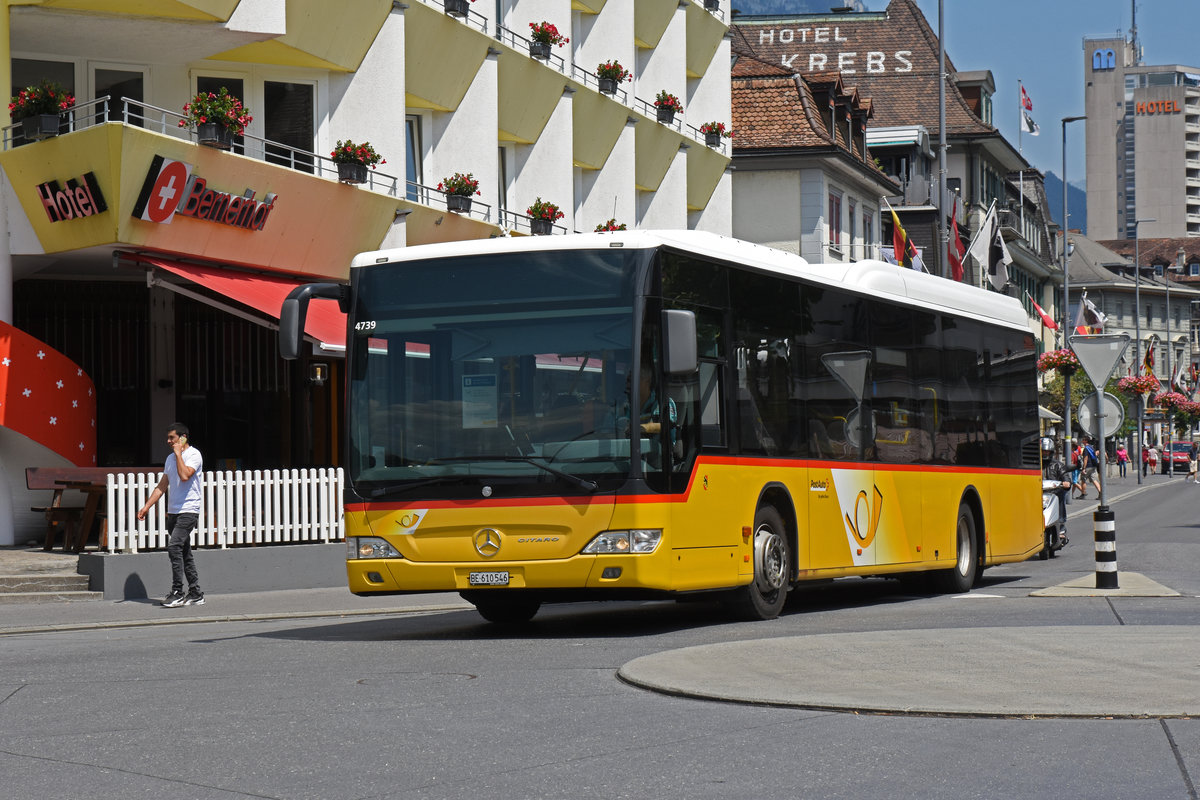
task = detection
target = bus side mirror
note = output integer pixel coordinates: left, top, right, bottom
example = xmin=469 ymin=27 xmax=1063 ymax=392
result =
xmin=279 ymin=283 xmax=346 ymax=360
xmin=662 ymin=309 xmax=697 ymax=376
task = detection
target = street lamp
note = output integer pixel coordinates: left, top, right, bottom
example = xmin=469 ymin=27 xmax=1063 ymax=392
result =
xmin=1061 ymin=115 xmax=1086 ymax=472
xmin=1163 ymin=246 xmax=1187 ymax=477
xmin=1133 ymin=216 xmax=1155 ymax=485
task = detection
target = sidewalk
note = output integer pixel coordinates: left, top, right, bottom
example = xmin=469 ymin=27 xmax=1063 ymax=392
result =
xmin=0 ymin=585 xmax=473 ymax=636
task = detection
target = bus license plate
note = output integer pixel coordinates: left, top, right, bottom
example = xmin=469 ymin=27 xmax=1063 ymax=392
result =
xmin=469 ymin=571 xmax=510 ymax=586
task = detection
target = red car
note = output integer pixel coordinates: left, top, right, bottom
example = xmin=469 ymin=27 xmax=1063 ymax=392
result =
xmin=1163 ymin=441 xmax=1196 ymax=474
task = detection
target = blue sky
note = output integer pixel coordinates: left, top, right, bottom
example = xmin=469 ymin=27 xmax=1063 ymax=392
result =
xmin=908 ymin=0 xmax=1198 ymax=185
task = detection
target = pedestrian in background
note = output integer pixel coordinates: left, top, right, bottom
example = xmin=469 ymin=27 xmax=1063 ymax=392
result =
xmin=1079 ymin=435 xmax=1101 ymax=498
xmin=1148 ymin=445 xmax=1160 ymax=476
xmin=137 ymin=422 xmax=205 ymax=608
xmin=1142 ymin=444 xmax=1150 ymax=477
xmin=1116 ymin=443 xmax=1129 ymax=478
xmin=1188 ymin=442 xmax=1198 ymax=483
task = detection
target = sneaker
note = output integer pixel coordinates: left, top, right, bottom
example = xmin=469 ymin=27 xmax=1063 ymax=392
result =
xmin=183 ymin=593 xmax=205 ymax=606
xmin=161 ymin=591 xmax=187 ymax=608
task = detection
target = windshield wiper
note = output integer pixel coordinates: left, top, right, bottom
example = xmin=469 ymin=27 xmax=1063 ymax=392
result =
xmin=365 ymin=475 xmax=473 ymax=499
xmin=426 ymin=455 xmax=599 ymax=493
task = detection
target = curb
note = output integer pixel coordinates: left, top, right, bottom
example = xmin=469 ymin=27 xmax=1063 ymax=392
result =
xmin=0 ymin=602 xmax=472 ymax=636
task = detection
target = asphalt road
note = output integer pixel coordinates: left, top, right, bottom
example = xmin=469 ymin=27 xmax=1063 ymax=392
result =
xmin=1 ymin=471 xmax=1197 ymax=799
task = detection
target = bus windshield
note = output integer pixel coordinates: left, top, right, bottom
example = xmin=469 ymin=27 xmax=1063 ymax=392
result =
xmin=347 ymin=249 xmax=650 ymax=497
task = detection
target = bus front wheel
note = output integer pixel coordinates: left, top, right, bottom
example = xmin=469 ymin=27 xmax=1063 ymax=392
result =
xmin=724 ymin=505 xmax=791 ymax=620
xmin=934 ymin=503 xmax=978 ymax=594
xmin=461 ymin=591 xmax=542 ymax=624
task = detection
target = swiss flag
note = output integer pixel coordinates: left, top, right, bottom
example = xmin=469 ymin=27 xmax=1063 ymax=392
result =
xmin=947 ymin=199 xmax=966 ymax=282
xmin=0 ymin=320 xmax=96 ymax=466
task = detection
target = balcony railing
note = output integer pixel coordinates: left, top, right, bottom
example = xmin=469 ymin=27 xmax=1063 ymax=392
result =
xmin=3 ymin=96 xmax=403 ymax=196
xmin=405 ymin=179 xmax=494 ymax=223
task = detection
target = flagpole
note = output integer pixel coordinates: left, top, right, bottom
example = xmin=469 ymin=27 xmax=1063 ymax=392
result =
xmin=1018 ymin=80 xmax=1025 ymax=232
xmin=936 ymin=0 xmax=947 ymax=279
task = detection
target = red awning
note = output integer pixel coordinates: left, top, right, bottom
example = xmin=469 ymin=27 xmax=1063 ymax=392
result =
xmin=135 ymin=256 xmax=346 ymax=350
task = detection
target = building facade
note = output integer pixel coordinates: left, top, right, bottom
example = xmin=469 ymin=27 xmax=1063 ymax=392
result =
xmin=729 ymin=54 xmax=898 ymax=262
xmin=1084 ymin=35 xmax=1200 ymax=240
xmin=0 ymin=0 xmax=732 ymax=545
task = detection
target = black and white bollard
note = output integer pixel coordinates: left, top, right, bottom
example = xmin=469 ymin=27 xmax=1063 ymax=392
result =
xmin=1093 ymin=507 xmax=1118 ymax=589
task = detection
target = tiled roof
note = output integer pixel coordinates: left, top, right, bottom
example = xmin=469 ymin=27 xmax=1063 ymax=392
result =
xmin=731 ymin=0 xmax=994 ymax=138
xmin=1096 ymin=237 xmax=1200 ymax=267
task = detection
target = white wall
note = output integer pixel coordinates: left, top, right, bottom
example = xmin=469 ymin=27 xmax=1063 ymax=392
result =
xmin=0 ymin=426 xmax=74 ymax=547
xmin=579 ymin=119 xmax=637 ymax=230
xmin=733 ymin=168 xmax=801 ymax=254
xmin=513 ymin=91 xmax=576 ymax=231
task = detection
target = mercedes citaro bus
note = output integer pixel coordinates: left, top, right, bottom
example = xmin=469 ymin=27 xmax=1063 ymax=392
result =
xmin=280 ymin=231 xmax=1042 ymax=623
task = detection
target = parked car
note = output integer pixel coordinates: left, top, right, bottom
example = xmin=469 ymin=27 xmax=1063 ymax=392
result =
xmin=1163 ymin=441 xmax=1196 ymax=474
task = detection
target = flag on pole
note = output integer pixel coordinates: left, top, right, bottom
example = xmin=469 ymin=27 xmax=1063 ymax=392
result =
xmin=1174 ymin=357 xmax=1189 ymax=393
xmin=888 ymin=204 xmax=919 ymax=270
xmin=947 ymin=198 xmax=965 ymax=282
xmin=1026 ymin=292 xmax=1058 ymax=330
xmin=965 ymin=200 xmax=997 ymax=278
xmin=989 ymin=226 xmax=1013 ymax=290
xmin=1022 ymin=110 xmax=1040 ymax=136
xmin=1143 ymin=337 xmax=1161 ymax=389
xmin=1073 ymin=291 xmax=1107 ymax=333
xmin=1020 ymin=84 xmax=1033 ymax=111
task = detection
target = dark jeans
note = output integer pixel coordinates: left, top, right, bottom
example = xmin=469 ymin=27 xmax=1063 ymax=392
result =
xmin=166 ymin=512 xmax=201 ymax=595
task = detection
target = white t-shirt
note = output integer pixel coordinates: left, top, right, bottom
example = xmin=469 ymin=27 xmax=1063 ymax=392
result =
xmin=165 ymin=446 xmax=204 ymax=514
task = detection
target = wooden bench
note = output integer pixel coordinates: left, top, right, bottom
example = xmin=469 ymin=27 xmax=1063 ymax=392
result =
xmin=27 ymin=467 xmax=161 ymax=552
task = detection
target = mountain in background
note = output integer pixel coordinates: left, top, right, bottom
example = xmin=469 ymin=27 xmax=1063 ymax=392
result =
xmin=1044 ymin=172 xmax=1087 ymax=235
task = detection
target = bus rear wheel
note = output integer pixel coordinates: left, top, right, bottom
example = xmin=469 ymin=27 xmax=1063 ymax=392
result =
xmin=460 ymin=591 xmax=542 ymax=624
xmin=724 ymin=506 xmax=790 ymax=620
xmin=934 ymin=503 xmax=978 ymax=594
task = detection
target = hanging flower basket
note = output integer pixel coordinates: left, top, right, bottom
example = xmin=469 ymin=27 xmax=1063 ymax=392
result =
xmin=438 ymin=172 xmax=480 ymax=212
xmin=337 ymin=162 xmax=368 ymax=184
xmin=1036 ymin=348 xmax=1080 ymax=375
xmin=1116 ymin=375 xmax=1160 ymax=395
xmin=654 ymin=90 xmax=683 ymax=125
xmin=527 ymin=197 xmax=563 ymax=235
xmin=196 ymin=122 xmax=234 ymax=150
xmin=10 ymin=79 xmax=74 ymax=141
xmin=1154 ymin=391 xmax=1187 ymax=411
xmin=444 ymin=0 xmax=471 ymax=18
xmin=596 ymin=60 xmax=630 ymax=96
xmin=21 ymin=114 xmax=62 ymax=141
xmin=699 ymin=121 xmax=732 ymax=148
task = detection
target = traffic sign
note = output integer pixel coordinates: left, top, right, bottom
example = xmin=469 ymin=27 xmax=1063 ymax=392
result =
xmin=1077 ymin=391 xmax=1125 ymax=439
xmin=1069 ymin=334 xmax=1130 ymax=389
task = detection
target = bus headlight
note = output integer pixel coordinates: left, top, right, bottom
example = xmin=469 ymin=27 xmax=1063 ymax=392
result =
xmin=347 ymin=537 xmax=401 ymax=560
xmin=582 ymin=529 xmax=662 ymax=555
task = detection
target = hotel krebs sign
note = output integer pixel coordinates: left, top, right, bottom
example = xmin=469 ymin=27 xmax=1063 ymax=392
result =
xmin=754 ymin=26 xmax=913 ymax=74
xmin=131 ymin=154 xmax=277 ymax=231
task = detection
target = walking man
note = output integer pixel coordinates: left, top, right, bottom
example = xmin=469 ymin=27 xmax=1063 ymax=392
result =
xmin=137 ymin=423 xmax=205 ymax=607
xmin=1188 ymin=442 xmax=1199 ymax=484
xmin=1079 ymin=435 xmax=1101 ymax=498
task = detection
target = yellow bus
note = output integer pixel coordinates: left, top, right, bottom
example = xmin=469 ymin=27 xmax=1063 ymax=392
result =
xmin=281 ymin=231 xmax=1043 ymax=623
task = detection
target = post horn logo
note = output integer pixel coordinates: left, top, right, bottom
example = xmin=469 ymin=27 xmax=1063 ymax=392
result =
xmin=474 ymin=528 xmax=502 ymax=557
xmin=845 ymin=486 xmax=883 ymax=548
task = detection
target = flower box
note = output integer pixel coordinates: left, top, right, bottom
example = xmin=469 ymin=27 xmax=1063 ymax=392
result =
xmin=530 ymin=218 xmax=553 ymax=236
xmin=196 ymin=122 xmax=234 ymax=150
xmin=444 ymin=0 xmax=470 ymax=17
xmin=705 ymin=131 xmax=721 ymax=147
xmin=529 ymin=41 xmax=551 ymax=60
xmin=657 ymin=107 xmax=676 ymax=125
xmin=704 ymin=0 xmax=719 ymax=11
xmin=447 ymin=194 xmax=472 ymax=213
xmin=21 ymin=114 xmax=61 ymax=141
xmin=338 ymin=162 xmax=369 ymax=185
xmin=598 ymin=78 xmax=618 ymax=96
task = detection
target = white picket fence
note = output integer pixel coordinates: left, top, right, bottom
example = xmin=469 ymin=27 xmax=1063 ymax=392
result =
xmin=105 ymin=468 xmax=344 ymax=552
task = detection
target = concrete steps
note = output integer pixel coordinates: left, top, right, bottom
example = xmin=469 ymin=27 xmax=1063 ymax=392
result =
xmin=0 ymin=548 xmax=103 ymax=603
